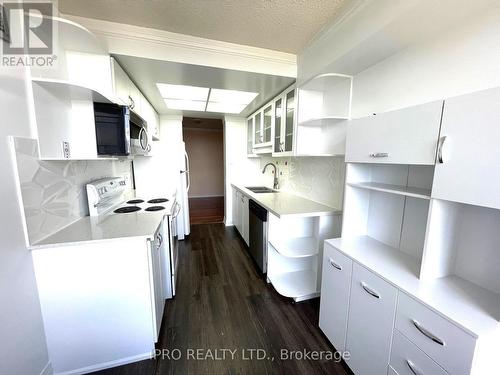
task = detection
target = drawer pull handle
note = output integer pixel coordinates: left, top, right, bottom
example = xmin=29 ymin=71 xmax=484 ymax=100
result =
xmin=369 ymin=152 xmax=389 ymax=158
xmin=406 ymin=360 xmax=423 ymax=375
xmin=329 ymin=258 xmax=342 ymax=271
xmin=437 ymin=136 xmax=447 ymax=163
xmin=412 ymin=319 xmax=445 ymax=346
xmin=361 ymin=282 xmax=380 ymax=299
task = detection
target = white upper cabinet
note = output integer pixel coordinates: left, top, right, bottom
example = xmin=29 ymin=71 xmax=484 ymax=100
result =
xmin=111 ymin=57 xmax=160 ymax=142
xmin=346 ymin=101 xmax=443 ymax=165
xmin=432 ymin=87 xmax=500 ymax=209
xmin=254 ymin=104 xmax=273 ymax=149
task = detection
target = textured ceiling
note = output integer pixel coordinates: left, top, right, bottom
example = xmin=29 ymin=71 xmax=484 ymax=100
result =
xmin=58 ymin=0 xmax=348 ymax=53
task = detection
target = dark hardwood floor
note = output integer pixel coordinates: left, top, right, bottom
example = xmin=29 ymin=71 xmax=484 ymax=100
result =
xmin=92 ymin=224 xmax=351 ymax=375
xmin=189 ymin=196 xmax=225 ymax=225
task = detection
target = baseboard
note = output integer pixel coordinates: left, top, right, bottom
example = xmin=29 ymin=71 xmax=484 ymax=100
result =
xmin=54 ymin=352 xmax=152 ymax=375
xmin=40 ymin=361 xmax=53 ymax=375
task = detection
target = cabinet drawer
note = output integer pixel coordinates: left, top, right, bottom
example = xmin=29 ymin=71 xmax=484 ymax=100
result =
xmin=396 ymin=292 xmax=476 ymax=375
xmin=346 ymin=100 xmax=443 ymax=165
xmin=346 ymin=263 xmax=398 ymax=375
xmin=391 ymin=330 xmax=448 ymax=375
xmin=319 ymin=244 xmax=352 ymax=351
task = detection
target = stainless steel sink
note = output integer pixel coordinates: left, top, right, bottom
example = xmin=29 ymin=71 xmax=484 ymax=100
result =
xmin=245 ymin=186 xmax=278 ymax=194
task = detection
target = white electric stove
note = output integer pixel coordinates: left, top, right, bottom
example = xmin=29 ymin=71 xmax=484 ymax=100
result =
xmin=86 ymin=177 xmax=180 ymax=298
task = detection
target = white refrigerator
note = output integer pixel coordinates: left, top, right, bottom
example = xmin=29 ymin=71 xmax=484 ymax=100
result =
xmin=133 ymin=140 xmax=190 ymax=240
xmin=177 ymin=142 xmax=191 ymax=239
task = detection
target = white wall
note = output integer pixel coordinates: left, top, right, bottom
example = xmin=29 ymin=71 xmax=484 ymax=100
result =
xmin=223 ymin=116 xmax=262 ymax=225
xmin=0 ymin=67 xmax=51 ymax=374
xmin=352 ymin=4 xmax=500 ymax=117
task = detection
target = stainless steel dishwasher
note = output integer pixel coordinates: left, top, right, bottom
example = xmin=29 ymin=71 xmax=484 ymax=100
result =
xmin=248 ymin=199 xmax=268 ymax=274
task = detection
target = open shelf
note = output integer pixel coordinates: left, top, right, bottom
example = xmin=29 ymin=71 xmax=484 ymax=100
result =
xmin=347 ymin=181 xmax=431 ymax=199
xmin=298 ymin=116 xmax=350 ymax=127
xmin=327 ymin=236 xmax=422 ymax=288
xmin=267 ymin=269 xmax=319 ymax=299
xmin=32 ymin=78 xmax=116 ymax=104
xmin=298 ymin=73 xmax=352 ymax=126
xmin=269 ymin=236 xmax=319 ymax=258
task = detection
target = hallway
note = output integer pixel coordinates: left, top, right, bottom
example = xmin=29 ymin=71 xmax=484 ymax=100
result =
xmin=94 ymin=224 xmax=351 ymax=374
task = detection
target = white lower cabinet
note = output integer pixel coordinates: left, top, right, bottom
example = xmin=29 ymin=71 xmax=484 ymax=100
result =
xmin=390 ymin=330 xmax=449 ymax=375
xmin=232 ymin=188 xmax=249 ymax=246
xmin=319 ymin=244 xmax=352 ymax=352
xmin=241 ymin=194 xmax=249 ymax=245
xmin=345 ymin=263 xmax=398 ymax=375
xmin=149 ymin=230 xmax=164 ymax=342
xmin=395 ymin=293 xmax=475 ymax=375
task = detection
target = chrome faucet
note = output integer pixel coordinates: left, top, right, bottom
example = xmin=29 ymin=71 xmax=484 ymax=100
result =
xmin=262 ymin=162 xmax=279 ymax=189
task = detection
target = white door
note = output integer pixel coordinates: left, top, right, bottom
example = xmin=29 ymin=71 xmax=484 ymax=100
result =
xmin=346 ymin=263 xmax=398 ymax=375
xmin=346 ymin=101 xmax=443 ymax=165
xmin=432 ymin=87 xmax=500 ymax=209
xmin=319 ymin=244 xmax=352 ymax=352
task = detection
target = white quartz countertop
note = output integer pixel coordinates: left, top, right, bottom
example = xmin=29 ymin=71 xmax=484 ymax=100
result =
xmin=30 ymin=207 xmax=169 ymax=250
xmin=231 ymin=184 xmax=341 ymax=218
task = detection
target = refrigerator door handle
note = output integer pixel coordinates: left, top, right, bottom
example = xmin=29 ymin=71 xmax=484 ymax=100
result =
xmin=184 ymin=151 xmax=191 ymax=192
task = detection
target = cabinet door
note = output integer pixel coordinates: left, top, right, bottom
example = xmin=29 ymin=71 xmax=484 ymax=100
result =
xmin=254 ymin=112 xmax=262 ymax=146
xmin=242 ymin=195 xmax=249 ymax=246
xmin=346 ymin=263 xmax=398 ymax=375
xmin=111 ymin=58 xmax=131 ymax=106
xmin=273 ymin=97 xmax=283 ymax=153
xmin=262 ymin=103 xmax=273 ymax=145
xmin=247 ymin=117 xmax=254 ymax=155
xmin=150 ymin=237 xmax=164 ymax=342
xmin=233 ymin=189 xmax=240 ymax=230
xmin=284 ymin=88 xmax=296 ymax=153
xmin=346 ymin=101 xmax=443 ymax=164
xmin=432 ymin=87 xmax=500 ymax=209
xmin=319 ymin=244 xmax=353 ymax=352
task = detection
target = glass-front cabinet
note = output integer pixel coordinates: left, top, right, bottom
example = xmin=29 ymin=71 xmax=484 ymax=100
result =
xmin=254 ymin=111 xmax=262 ymax=146
xmin=246 ymin=84 xmax=296 ymax=156
xmin=274 ymin=97 xmax=283 ymax=153
xmin=273 ymin=86 xmax=296 ymax=156
xmin=246 ymin=117 xmax=255 ymax=157
xmin=263 ymin=103 xmax=273 ymax=145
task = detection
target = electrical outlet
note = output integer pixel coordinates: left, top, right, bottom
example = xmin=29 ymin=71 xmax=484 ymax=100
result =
xmin=62 ymin=141 xmax=71 ymax=159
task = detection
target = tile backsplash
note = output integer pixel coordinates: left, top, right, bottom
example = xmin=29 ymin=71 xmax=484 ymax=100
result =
xmin=260 ymin=156 xmax=346 ymax=209
xmin=12 ymin=137 xmax=132 ymax=244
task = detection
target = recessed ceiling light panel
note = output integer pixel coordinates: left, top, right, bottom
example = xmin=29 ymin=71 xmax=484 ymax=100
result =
xmin=156 ymin=83 xmax=209 ymax=101
xmin=164 ymin=99 xmax=206 ymax=111
xmin=206 ymin=102 xmax=247 ymax=114
xmin=209 ymin=89 xmax=258 ymax=105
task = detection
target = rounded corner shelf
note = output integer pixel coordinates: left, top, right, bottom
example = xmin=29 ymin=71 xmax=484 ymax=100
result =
xmin=268 ymin=270 xmax=319 ymax=299
xmin=269 ymin=237 xmax=319 ymax=258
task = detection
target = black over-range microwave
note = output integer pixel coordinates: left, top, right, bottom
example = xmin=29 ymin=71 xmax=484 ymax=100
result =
xmin=93 ymin=103 xmax=151 ymax=156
